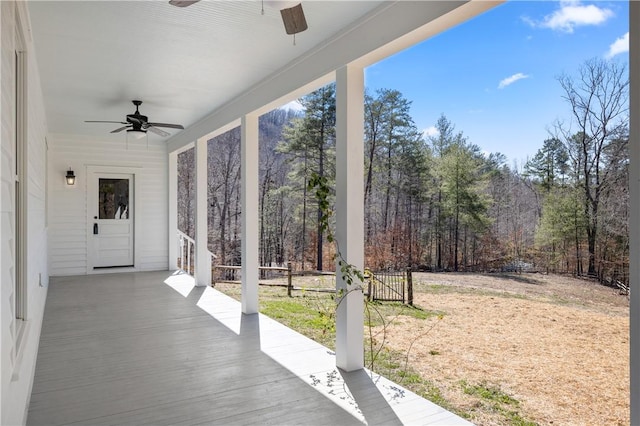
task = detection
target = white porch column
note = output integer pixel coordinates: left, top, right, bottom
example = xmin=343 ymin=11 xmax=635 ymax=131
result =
xmin=195 ymin=137 xmax=211 ymax=287
xmin=168 ymin=150 xmax=178 ymax=270
xmin=335 ymin=65 xmax=364 ymax=371
xmin=629 ymin=2 xmax=639 ymax=423
xmin=241 ymin=113 xmax=259 ymax=314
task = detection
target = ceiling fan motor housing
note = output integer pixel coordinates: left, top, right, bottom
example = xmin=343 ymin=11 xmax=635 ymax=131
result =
xmin=128 ymin=100 xmax=147 ymax=129
xmin=127 ymin=114 xmax=148 ymax=129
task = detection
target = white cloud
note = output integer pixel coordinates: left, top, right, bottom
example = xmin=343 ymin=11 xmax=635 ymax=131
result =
xmin=534 ymin=0 xmax=613 ymax=33
xmin=606 ymin=32 xmax=629 ymax=59
xmin=498 ymin=73 xmax=530 ymax=89
xmin=422 ymin=126 xmax=439 ymax=138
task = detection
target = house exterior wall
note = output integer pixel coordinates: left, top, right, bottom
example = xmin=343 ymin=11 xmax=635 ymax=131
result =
xmin=0 ymin=1 xmax=50 ymax=424
xmin=47 ymin=134 xmax=168 ymax=276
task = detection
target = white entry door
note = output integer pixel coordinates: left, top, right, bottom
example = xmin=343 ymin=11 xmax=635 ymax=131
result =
xmin=88 ymin=172 xmax=134 ymax=269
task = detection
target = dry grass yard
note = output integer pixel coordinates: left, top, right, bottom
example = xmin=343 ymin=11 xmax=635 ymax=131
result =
xmin=215 ymin=272 xmax=629 ymax=425
xmin=385 ymin=273 xmax=629 ymax=426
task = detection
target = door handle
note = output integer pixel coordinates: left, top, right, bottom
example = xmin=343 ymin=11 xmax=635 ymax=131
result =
xmin=93 ymin=223 xmax=99 ymax=235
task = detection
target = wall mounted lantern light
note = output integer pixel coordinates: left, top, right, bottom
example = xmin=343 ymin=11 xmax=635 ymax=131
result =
xmin=66 ymin=168 xmax=76 ymax=185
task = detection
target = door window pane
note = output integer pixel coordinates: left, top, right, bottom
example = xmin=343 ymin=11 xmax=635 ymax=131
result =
xmin=99 ymin=178 xmax=129 ymax=219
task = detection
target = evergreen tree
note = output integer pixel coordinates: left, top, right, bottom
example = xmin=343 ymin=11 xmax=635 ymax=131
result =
xmin=440 ymin=141 xmax=490 ymax=271
xmin=363 ymin=88 xmax=428 ymax=267
xmin=535 ymin=186 xmax=586 ymax=274
xmin=278 ymin=84 xmax=336 ymax=270
xmin=428 ymin=115 xmax=465 ymax=270
xmin=524 ymin=138 xmax=569 ymax=192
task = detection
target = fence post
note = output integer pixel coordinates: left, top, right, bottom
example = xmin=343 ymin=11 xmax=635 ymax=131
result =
xmin=407 ymin=268 xmax=413 ymax=306
xmin=366 ymin=271 xmax=372 ymax=302
xmin=287 ymin=262 xmax=293 ymax=297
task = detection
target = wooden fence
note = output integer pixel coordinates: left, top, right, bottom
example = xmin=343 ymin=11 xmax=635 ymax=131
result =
xmin=366 ymin=269 xmax=413 ymax=305
xmin=212 ymin=265 xmax=338 ymax=295
xmin=211 ymin=263 xmax=413 ymax=305
xmin=212 ymin=263 xmax=294 ymax=295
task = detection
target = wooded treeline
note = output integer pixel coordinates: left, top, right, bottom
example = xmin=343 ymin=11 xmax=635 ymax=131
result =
xmin=178 ymin=58 xmax=629 ymax=284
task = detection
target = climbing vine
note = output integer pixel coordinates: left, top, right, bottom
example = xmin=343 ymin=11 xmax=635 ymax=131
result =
xmin=307 ymin=173 xmax=365 ymax=292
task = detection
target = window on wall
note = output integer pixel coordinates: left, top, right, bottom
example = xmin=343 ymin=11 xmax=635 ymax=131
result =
xmin=99 ymin=178 xmax=130 ymax=219
xmin=14 ymin=35 xmax=27 ymax=322
xmin=45 ymin=138 xmax=48 ymax=228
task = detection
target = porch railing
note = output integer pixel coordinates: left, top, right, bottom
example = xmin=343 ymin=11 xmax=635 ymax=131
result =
xmin=176 ymin=230 xmax=217 ymax=278
xmin=177 ymin=230 xmax=195 ymax=275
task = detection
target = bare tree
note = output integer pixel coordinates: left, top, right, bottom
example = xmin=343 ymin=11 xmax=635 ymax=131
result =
xmin=208 ymin=128 xmax=241 ymax=265
xmin=556 ymin=58 xmax=628 ymax=276
xmin=177 ymin=148 xmax=195 ymax=238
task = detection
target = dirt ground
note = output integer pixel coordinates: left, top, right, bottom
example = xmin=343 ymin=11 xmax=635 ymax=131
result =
xmin=379 ymin=272 xmax=629 ymax=425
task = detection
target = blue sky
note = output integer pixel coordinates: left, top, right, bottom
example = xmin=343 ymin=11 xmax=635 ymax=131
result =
xmin=364 ymin=0 xmax=630 ymax=166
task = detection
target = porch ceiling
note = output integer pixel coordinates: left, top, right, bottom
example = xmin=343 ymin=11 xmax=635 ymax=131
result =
xmin=27 ymin=0 xmax=383 ymax=142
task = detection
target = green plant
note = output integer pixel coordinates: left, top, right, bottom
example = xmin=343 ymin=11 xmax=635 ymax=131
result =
xmin=214 ymin=282 xmax=464 ymax=420
xmin=307 ymin=171 xmax=443 ymax=373
xmin=460 ymin=381 xmax=538 ymax=426
xmin=462 ymin=381 xmax=519 ymax=405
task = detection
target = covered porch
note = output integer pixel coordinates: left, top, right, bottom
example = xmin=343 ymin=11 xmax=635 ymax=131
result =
xmin=1 ymin=0 xmax=639 ymax=424
xmin=27 ymin=271 xmax=467 ymax=425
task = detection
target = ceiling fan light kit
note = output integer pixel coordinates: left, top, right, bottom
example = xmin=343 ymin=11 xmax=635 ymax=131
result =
xmin=126 ymin=129 xmax=147 ymax=140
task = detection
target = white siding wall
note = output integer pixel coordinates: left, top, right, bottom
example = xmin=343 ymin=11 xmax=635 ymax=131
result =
xmin=48 ymin=134 xmax=168 ymax=276
xmin=1 ymin=2 xmax=50 ymax=424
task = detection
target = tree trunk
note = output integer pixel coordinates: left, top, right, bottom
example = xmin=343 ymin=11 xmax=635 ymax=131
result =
xmin=436 ymin=190 xmax=442 ymax=270
xmin=301 ymin=151 xmax=308 ymax=270
xmin=316 ymin=123 xmax=325 ymax=271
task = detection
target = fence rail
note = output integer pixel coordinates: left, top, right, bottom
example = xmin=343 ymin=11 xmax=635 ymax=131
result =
xmin=616 ymin=280 xmax=630 ymax=297
xmin=211 ymin=263 xmax=413 ymax=305
xmin=212 ymin=263 xmax=295 ymax=296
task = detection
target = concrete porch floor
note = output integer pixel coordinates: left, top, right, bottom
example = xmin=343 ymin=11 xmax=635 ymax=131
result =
xmin=27 ymin=271 xmax=471 ymax=425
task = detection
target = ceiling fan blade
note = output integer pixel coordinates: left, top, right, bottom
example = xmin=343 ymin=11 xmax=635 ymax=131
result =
xmin=169 ymin=0 xmax=200 ymax=7
xmin=110 ymin=126 xmax=130 ymax=133
xmin=281 ymin=3 xmax=307 ymax=35
xmin=147 ymin=122 xmax=184 ymax=130
xmin=88 ymin=101 xmax=181 ymax=136
xmin=85 ymin=120 xmax=128 ymax=124
xmin=147 ymin=126 xmax=171 ymax=137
